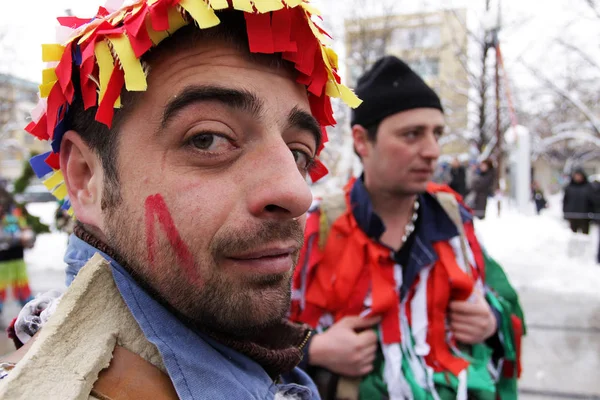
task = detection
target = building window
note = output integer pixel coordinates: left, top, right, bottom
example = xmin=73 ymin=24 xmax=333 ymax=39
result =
xmin=391 ymin=25 xmax=441 ymax=50
xmin=409 ymin=57 xmax=440 ymax=79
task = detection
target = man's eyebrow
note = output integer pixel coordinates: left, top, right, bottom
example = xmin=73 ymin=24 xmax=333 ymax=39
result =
xmin=400 ymin=124 xmax=444 ymax=131
xmin=160 ymin=85 xmax=264 ymax=129
xmin=286 ymin=106 xmax=322 ymax=153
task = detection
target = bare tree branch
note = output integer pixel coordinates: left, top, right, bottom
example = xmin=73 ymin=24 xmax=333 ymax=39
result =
xmin=519 ymin=58 xmax=600 ymax=136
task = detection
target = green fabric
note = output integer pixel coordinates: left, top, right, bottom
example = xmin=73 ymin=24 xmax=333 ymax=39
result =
xmin=482 ymin=250 xmax=525 ymax=399
xmin=483 ymin=250 xmax=527 ymax=335
xmin=0 ymin=258 xmax=29 ymax=288
xmin=496 ymin=376 xmax=518 ymax=400
xmin=359 ymin=346 xmax=388 ymax=400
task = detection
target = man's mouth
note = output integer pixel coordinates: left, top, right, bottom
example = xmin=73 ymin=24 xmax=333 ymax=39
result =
xmin=225 ymin=244 xmax=298 ymax=274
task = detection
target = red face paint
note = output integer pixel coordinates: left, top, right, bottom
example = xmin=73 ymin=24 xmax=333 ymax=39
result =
xmin=145 ymin=194 xmax=200 ymax=284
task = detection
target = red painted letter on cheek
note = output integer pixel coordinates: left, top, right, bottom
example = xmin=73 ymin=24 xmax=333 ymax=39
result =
xmin=144 ymin=194 xmax=200 ymax=284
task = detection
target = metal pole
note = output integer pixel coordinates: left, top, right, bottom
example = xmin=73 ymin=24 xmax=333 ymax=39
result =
xmin=494 ymin=0 xmax=502 ymax=216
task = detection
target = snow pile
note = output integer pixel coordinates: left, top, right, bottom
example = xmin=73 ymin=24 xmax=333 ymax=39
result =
xmin=24 ymin=202 xmax=68 ymax=292
xmin=475 ymin=197 xmax=600 ymax=298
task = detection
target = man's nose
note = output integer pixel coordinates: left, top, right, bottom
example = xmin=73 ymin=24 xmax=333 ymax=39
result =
xmin=245 ymin=140 xmax=313 ymax=221
xmin=421 ymin=131 xmax=441 ymax=160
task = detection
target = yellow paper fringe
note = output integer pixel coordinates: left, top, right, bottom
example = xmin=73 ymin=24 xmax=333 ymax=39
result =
xmin=42 ymin=68 xmax=58 ymax=85
xmin=95 ymin=40 xmax=115 ymax=103
xmin=39 ymin=82 xmax=56 ymax=99
xmin=209 ymin=0 xmax=229 ymax=10
xmin=253 ymin=0 xmax=285 ymax=13
xmin=43 ymin=171 xmax=64 ymax=191
xmin=146 ymin=17 xmax=170 ymax=44
xmin=179 ymin=0 xmax=220 ymax=29
xmin=231 ymin=0 xmax=253 ymax=12
xmin=41 ymin=44 xmax=66 ymax=62
xmin=52 ymin=183 xmax=68 ymax=201
xmin=167 ymin=6 xmax=188 ymax=33
xmin=108 ymin=35 xmax=148 ymax=91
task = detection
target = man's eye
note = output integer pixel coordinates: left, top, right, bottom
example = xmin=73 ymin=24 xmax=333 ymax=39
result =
xmin=291 ymin=149 xmax=314 ymax=172
xmin=189 ymin=133 xmax=233 ymax=152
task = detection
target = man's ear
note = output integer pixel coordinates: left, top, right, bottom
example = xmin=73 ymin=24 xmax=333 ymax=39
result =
xmin=60 ymin=131 xmax=105 ymax=231
xmin=352 ymin=124 xmax=370 ymax=159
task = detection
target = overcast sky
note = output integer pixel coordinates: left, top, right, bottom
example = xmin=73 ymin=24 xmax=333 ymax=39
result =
xmin=1 ymin=0 xmax=598 ymax=96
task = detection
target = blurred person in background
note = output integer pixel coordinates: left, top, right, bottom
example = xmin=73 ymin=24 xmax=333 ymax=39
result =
xmin=588 ymin=176 xmax=600 ymax=264
xmin=468 ymin=159 xmax=495 ymax=219
xmin=0 ymin=196 xmax=34 ymax=318
xmin=531 ymin=181 xmax=548 ymax=215
xmin=563 ymin=169 xmax=593 ymax=234
xmin=289 ymin=56 xmax=525 ymax=400
xmin=449 ymin=157 xmax=468 ymax=198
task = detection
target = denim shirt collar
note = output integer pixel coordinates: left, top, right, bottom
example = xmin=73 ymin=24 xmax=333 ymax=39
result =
xmin=64 ymin=235 xmax=317 ymax=400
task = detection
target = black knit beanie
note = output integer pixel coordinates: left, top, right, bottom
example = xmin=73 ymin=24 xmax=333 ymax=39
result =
xmin=350 ymin=56 xmax=444 ymax=128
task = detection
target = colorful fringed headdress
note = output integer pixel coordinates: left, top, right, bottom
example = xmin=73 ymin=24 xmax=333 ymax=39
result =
xmin=25 ymin=0 xmax=361 ymax=214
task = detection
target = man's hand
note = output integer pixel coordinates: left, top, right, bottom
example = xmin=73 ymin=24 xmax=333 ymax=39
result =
xmin=448 ymin=290 xmax=497 ymax=344
xmin=308 ymin=316 xmax=380 ymax=377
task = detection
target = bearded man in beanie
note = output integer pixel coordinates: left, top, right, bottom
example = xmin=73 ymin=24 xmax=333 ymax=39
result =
xmin=289 ymin=56 xmax=525 ymax=399
xmin=0 ymin=1 xmax=362 ymax=398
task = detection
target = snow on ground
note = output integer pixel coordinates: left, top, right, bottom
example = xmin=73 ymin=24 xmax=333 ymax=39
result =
xmin=475 ymin=195 xmax=600 ymax=298
xmin=24 ymin=202 xmax=68 ymax=293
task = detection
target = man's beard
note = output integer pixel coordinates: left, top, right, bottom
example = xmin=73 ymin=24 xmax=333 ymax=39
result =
xmin=104 ymin=201 xmax=303 ymax=339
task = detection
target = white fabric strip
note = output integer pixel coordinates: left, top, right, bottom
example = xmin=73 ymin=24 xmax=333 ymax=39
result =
xmin=410 ymin=266 xmax=431 ymax=357
xmin=382 ymin=343 xmax=414 ymax=400
xmin=456 ymin=369 xmax=468 ymax=400
xmin=449 ymin=236 xmax=468 ymax=273
xmin=30 ymin=98 xmax=48 ymax=123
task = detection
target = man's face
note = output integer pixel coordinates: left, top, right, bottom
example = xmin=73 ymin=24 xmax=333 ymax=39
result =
xmin=358 ymin=108 xmax=443 ymax=195
xmin=573 ymin=173 xmax=584 ymax=183
xmin=102 ymin=40 xmax=319 ymax=337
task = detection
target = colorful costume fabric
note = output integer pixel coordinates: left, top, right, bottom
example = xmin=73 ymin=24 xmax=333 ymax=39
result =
xmin=0 ymin=208 xmax=33 ymax=311
xmin=289 ymin=178 xmax=526 ymax=399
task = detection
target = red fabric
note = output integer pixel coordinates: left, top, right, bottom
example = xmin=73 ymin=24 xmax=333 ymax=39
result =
xmin=46 ymin=84 xmax=67 ymax=139
xmin=309 ymin=159 xmax=328 ymax=182
xmin=309 ymin=92 xmax=336 ymax=127
xmin=149 ymin=0 xmax=170 ymax=31
xmin=95 ymin=65 xmax=125 ymax=127
xmin=464 ymin=221 xmax=486 ymax=281
xmin=424 ymin=241 xmax=472 ymax=375
xmin=502 ymin=315 xmax=524 ymax=378
xmin=6 ymin=318 xmax=23 ymax=350
xmin=128 ymin=26 xmax=154 ymax=58
xmin=57 ymin=16 xmax=91 ymax=28
xmin=25 ymin=115 xmax=50 ymax=141
xmin=55 ymin=42 xmax=75 ymax=104
xmin=124 ymin=3 xmax=149 ymax=36
xmin=45 ymin=152 xmax=61 ymax=170
xmin=14 ymin=283 xmax=31 ymax=304
xmin=307 ymin=52 xmax=328 ymax=96
xmin=245 ymin=12 xmax=274 ymax=54
xmin=271 ymin=8 xmax=297 ymax=53
xmin=282 ymin=8 xmax=317 ymax=77
xmin=79 ymin=40 xmax=99 ymax=110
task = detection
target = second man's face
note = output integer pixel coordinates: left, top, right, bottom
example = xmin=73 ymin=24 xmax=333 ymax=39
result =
xmin=361 ymin=108 xmax=444 ymax=196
